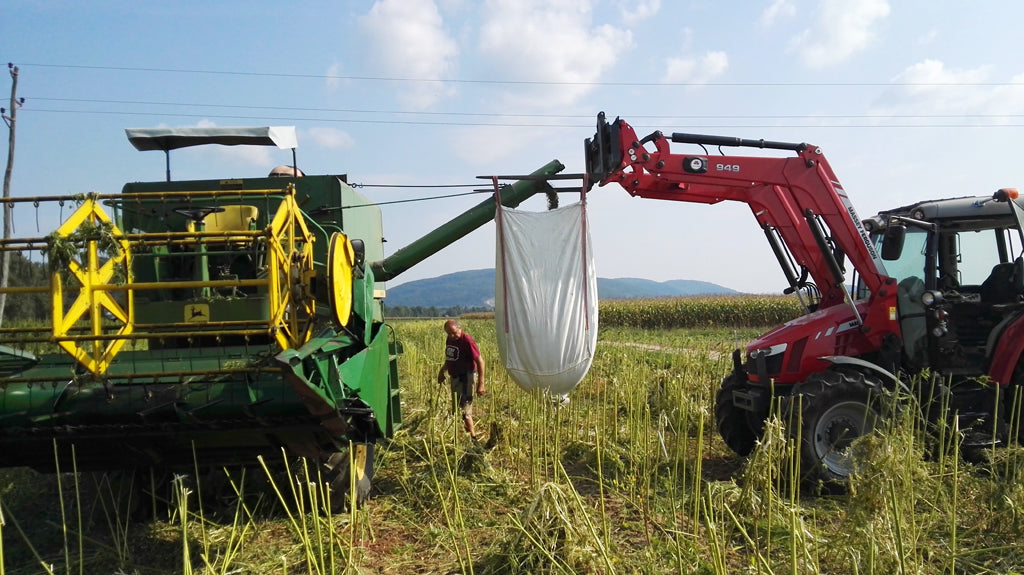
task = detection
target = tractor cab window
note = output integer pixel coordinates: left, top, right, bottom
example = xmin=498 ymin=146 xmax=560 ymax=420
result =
xmin=856 ymin=227 xmax=928 ymax=300
xmin=955 ymin=229 xmax=1014 ymax=289
xmin=877 ymin=227 xmax=928 ymax=287
xmin=877 ymin=227 xmax=930 ymax=365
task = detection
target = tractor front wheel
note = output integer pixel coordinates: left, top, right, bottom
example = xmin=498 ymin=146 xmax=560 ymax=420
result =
xmin=715 ymin=374 xmax=761 ymax=456
xmin=789 ymin=368 xmax=883 ymax=494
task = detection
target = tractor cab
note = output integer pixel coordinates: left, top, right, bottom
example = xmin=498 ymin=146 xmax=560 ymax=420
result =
xmin=862 ymin=190 xmax=1024 ymax=382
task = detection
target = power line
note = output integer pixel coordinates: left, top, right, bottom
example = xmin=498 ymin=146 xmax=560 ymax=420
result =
xmin=31 ymin=97 xmax=577 ymax=118
xmin=28 ymin=97 xmax=1024 ymax=121
xmin=23 ymin=108 xmax=1024 ymax=129
xmin=344 ymin=190 xmax=488 ymax=208
xmin=25 ymin=108 xmax=584 ymax=127
xmin=19 ymin=62 xmax=1024 ymax=87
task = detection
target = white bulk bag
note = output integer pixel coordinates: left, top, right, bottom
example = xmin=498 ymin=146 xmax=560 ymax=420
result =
xmin=494 ymin=201 xmax=598 ymax=396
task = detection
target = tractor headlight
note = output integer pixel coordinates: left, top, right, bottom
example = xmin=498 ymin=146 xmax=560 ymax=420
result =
xmin=921 ymin=290 xmax=943 ymax=307
xmin=748 ymin=344 xmax=788 ymax=377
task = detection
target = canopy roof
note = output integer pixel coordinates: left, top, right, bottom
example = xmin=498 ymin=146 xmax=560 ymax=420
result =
xmin=125 ymin=126 xmax=298 ymax=151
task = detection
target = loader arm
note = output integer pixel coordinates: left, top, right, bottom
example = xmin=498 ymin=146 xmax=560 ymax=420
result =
xmin=585 ymin=113 xmax=889 ymax=302
xmin=585 ymin=113 xmax=898 ymax=341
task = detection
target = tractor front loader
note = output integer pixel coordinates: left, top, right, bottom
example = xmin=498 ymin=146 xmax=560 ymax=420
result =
xmin=584 ymin=112 xmax=1024 ymax=491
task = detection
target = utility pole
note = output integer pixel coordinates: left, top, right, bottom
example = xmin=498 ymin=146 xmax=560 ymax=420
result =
xmin=0 ymin=63 xmax=23 ymax=328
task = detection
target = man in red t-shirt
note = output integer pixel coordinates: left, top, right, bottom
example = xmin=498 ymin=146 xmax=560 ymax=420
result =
xmin=437 ymin=319 xmax=486 ymax=440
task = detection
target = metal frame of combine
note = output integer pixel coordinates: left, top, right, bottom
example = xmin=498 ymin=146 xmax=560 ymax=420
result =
xmin=0 ymin=126 xmax=564 ymax=505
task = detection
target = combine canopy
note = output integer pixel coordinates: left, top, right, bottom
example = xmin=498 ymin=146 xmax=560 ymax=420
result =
xmin=125 ymin=126 xmax=298 ymax=181
xmin=126 ymin=126 xmax=298 ymax=151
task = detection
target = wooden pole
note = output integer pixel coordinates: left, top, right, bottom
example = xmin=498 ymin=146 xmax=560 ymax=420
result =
xmin=0 ymin=63 xmax=21 ymax=327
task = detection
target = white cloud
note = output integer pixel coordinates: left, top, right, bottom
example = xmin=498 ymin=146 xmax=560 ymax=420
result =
xmin=617 ymin=0 xmax=661 ymax=25
xmin=191 ymin=119 xmax=272 ymax=167
xmin=663 ymin=50 xmax=728 ymax=84
xmin=477 ymin=0 xmax=633 ymax=109
xmin=894 ymin=59 xmax=990 ymax=88
xmin=448 ymin=121 xmax=583 ymax=169
xmin=916 ymin=28 xmax=938 ymax=46
xmin=760 ymin=0 xmax=795 ymax=28
xmin=873 ymin=60 xmax=1015 ymax=117
xmin=791 ymin=0 xmax=890 ymax=69
xmin=325 ymin=63 xmax=342 ymax=90
xmin=306 ymin=127 xmax=355 ymax=150
xmin=451 ymin=125 xmax=537 ymax=166
xmin=437 ymin=0 xmax=467 ymax=11
xmin=359 ymin=0 xmax=459 ymax=109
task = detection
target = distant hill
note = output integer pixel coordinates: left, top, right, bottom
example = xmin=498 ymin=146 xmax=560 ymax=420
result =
xmin=598 ymin=277 xmax=738 ymax=299
xmin=383 ymin=268 xmax=737 ymax=309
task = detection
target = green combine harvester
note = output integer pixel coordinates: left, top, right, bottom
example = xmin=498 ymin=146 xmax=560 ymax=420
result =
xmin=0 ymin=126 xmax=563 ymax=505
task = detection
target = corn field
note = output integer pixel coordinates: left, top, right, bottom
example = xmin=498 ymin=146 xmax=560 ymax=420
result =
xmin=599 ymin=295 xmax=802 ymax=329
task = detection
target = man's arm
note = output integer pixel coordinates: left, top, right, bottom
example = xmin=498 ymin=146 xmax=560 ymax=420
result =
xmin=474 ymin=355 xmax=486 ymax=395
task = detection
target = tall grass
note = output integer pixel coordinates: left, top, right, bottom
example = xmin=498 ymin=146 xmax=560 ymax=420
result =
xmin=0 ymin=310 xmax=1023 ymax=572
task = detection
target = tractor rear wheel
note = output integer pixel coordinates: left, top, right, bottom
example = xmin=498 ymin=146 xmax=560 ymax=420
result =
xmin=1008 ymin=358 xmax=1024 ymax=445
xmin=715 ymin=374 xmax=760 ymax=456
xmin=321 ymin=442 xmax=375 ymax=513
xmin=1006 ymin=384 xmax=1024 ymax=446
xmin=789 ymin=368 xmax=882 ymax=494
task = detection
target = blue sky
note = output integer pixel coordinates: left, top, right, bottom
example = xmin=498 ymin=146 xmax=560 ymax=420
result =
xmin=4 ymin=0 xmax=1024 ymax=293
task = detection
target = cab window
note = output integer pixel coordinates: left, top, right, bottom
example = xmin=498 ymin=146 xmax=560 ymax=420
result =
xmin=956 ymin=228 xmax=1016 ymax=287
xmin=880 ymin=228 xmax=928 ymax=286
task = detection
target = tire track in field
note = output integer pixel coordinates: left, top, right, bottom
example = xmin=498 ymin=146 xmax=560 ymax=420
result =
xmin=604 ymin=341 xmax=730 ymax=361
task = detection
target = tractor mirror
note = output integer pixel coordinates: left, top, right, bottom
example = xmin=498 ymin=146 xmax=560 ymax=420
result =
xmin=881 ymin=222 xmax=906 ymax=261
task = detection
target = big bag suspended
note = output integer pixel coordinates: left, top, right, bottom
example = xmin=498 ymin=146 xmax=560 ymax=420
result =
xmin=494 ymin=200 xmax=598 ymax=396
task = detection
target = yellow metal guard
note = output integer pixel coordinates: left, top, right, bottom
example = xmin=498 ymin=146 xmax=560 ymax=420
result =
xmin=267 ymin=186 xmax=316 ymax=349
xmin=27 ymin=184 xmax=317 ymax=375
xmin=50 ymin=197 xmax=133 ymax=375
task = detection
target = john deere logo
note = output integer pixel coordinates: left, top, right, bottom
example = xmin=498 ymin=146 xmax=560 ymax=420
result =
xmin=186 ymin=304 xmax=210 ymax=323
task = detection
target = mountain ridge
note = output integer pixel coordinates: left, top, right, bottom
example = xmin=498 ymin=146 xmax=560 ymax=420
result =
xmin=384 ymin=268 xmax=738 ymax=309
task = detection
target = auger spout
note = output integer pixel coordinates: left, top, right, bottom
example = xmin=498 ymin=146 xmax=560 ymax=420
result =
xmin=370 ymin=159 xmax=565 ymax=282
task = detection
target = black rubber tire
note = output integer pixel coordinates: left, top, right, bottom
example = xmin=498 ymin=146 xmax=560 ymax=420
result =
xmin=1007 ymin=356 xmax=1024 ymax=446
xmin=90 ymin=469 xmax=150 ymax=522
xmin=321 ymin=442 xmax=375 ymax=512
xmin=715 ymin=374 xmax=759 ymax=456
xmin=1004 ymin=384 xmax=1024 ymax=446
xmin=788 ymin=368 xmax=882 ymax=494
xmin=198 ymin=465 xmax=269 ymax=515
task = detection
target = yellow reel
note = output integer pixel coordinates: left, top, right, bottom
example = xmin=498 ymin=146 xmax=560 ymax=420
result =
xmin=327 ymin=232 xmax=356 ymax=326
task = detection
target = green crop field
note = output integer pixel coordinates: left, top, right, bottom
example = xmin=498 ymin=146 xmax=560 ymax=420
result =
xmin=2 ymin=298 xmax=1024 ymax=574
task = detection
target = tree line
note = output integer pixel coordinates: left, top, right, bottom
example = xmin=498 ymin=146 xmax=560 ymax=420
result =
xmin=1 ymin=252 xmax=48 ymax=323
xmin=383 ymin=304 xmax=493 ymax=318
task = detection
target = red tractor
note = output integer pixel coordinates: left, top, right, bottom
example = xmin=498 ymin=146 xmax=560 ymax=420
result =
xmin=584 ymin=113 xmax=1024 ymax=490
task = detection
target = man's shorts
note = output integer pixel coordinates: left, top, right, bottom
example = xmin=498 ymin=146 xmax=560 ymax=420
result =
xmin=450 ymin=371 xmax=476 ymax=417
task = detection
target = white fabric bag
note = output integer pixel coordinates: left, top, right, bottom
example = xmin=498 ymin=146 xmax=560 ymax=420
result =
xmin=494 ymin=200 xmax=598 ymax=396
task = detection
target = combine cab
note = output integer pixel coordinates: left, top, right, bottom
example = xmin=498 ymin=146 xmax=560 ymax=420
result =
xmin=0 ymin=126 xmax=563 ymax=505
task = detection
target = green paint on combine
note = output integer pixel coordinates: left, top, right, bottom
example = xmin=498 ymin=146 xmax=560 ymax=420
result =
xmin=0 ymin=125 xmax=563 ymax=503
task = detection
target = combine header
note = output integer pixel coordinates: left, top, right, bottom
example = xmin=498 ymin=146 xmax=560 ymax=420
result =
xmin=0 ymin=126 xmax=563 ymax=504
